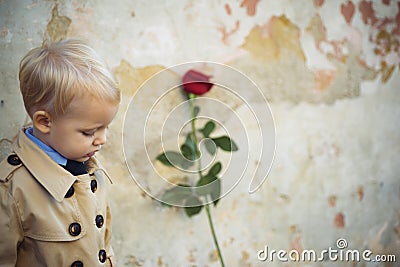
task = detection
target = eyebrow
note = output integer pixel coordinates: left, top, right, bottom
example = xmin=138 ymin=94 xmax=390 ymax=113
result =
xmin=80 ymin=126 xmax=100 ymax=132
xmin=80 ymin=123 xmax=110 ymax=132
xmin=80 ymin=118 xmax=114 ymax=131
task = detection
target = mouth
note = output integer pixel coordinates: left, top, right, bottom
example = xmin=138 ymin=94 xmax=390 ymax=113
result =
xmin=86 ymin=151 xmax=98 ymax=157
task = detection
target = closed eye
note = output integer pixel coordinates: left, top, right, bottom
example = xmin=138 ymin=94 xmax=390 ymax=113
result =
xmin=82 ymin=130 xmax=96 ymax=137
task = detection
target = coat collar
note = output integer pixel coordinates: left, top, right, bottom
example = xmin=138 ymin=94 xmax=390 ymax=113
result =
xmin=13 ymin=129 xmax=111 ymax=202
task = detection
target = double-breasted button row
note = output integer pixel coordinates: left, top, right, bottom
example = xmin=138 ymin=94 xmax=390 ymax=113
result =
xmin=66 ymin=178 xmax=102 ymax=265
xmin=70 ymin=250 xmax=106 ymax=266
xmin=7 ymin=154 xmax=22 ymax=166
xmin=65 ymin=178 xmax=97 ymax=199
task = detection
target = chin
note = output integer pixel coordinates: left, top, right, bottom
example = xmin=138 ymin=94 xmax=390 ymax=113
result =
xmin=73 ymin=157 xmax=89 ymax=162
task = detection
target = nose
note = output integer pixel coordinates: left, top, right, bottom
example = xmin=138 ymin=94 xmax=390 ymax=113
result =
xmin=93 ymin=129 xmax=107 ymax=146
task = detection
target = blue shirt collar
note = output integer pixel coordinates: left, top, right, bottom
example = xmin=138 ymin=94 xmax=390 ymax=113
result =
xmin=25 ymin=127 xmax=68 ymax=166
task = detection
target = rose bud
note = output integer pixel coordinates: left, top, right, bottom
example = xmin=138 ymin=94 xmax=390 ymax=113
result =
xmin=182 ymin=69 xmax=213 ymax=95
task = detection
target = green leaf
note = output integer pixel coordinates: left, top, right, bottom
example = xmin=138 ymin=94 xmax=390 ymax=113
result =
xmin=156 ymin=151 xmax=193 ymax=169
xmin=184 ymin=195 xmax=203 ymax=217
xmin=196 ymin=173 xmax=216 ymax=188
xmin=201 ymin=121 xmax=215 ymax=138
xmin=195 ymin=174 xmax=221 ymax=205
xmin=182 ymin=160 xmax=194 ymax=170
xmin=180 ymin=144 xmax=194 ymax=161
xmin=184 ymin=134 xmax=196 ymax=156
xmin=161 ymin=184 xmax=192 ymax=206
xmin=179 ymin=144 xmax=195 ymax=169
xmin=204 ymin=138 xmax=216 ymax=155
xmin=156 ymin=151 xmax=179 ymax=166
xmin=208 ymin=162 xmax=222 ymax=176
xmin=185 ymin=133 xmax=194 ymax=147
xmin=213 ymin=136 xmax=239 ymax=152
xmin=196 ymin=172 xmax=217 ymax=196
xmin=210 ymin=178 xmax=221 ymax=206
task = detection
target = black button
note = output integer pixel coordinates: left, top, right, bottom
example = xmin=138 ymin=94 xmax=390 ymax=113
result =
xmin=95 ymin=215 xmax=104 ymax=228
xmin=69 ymin=222 xmax=81 ymax=236
xmin=65 ymin=186 xmax=75 ymax=198
xmin=7 ymin=154 xmax=22 ymax=166
xmin=71 ymin=261 xmax=83 ymax=267
xmin=90 ymin=179 xmax=97 ymax=193
xmin=98 ymin=249 xmax=107 ymax=263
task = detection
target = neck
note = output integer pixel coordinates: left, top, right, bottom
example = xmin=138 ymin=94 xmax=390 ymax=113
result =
xmin=32 ymin=127 xmax=51 ymax=147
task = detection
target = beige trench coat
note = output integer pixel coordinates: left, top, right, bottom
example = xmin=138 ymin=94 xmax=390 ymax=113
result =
xmin=0 ymin=130 xmax=115 ymax=267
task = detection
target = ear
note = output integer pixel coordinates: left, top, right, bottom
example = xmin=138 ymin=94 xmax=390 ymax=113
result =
xmin=32 ymin=110 xmax=52 ymax=134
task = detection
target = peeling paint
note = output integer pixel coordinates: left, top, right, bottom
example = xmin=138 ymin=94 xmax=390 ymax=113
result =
xmin=113 ymin=60 xmax=165 ymax=97
xmin=328 ymin=195 xmax=337 ymax=207
xmin=0 ymin=27 xmax=12 ymax=43
xmin=157 ymin=256 xmax=163 ymax=266
xmin=209 ymin=250 xmax=218 ymax=262
xmin=341 ymin=1 xmax=356 ymax=24
xmin=290 ymin=231 xmax=303 ymax=257
xmin=359 ymin=0 xmax=378 ymax=25
xmin=313 ymin=69 xmax=336 ymax=90
xmin=186 ymin=250 xmax=196 ymax=264
xmin=395 ymin=2 xmax=400 ymax=35
xmin=241 ymin=15 xmax=305 ymax=61
xmin=313 ymin=0 xmax=324 ymax=8
xmin=240 ymin=0 xmax=260 ymax=16
xmin=235 ymin=11 xmax=377 ymax=103
xmin=219 ymin=20 xmax=240 ymax=45
xmin=46 ymin=4 xmax=71 ymax=42
xmin=306 ymin=14 xmax=348 ymax=63
xmin=379 ymin=61 xmax=396 ymax=83
xmin=357 ymin=185 xmax=364 ymax=201
xmin=334 ymin=212 xmax=345 ymax=228
xmin=125 ymin=255 xmax=144 ymax=266
xmin=238 ymin=250 xmax=250 ymax=266
xmin=224 ymin=3 xmax=232 ymax=15
xmin=359 ymin=0 xmax=400 ymax=83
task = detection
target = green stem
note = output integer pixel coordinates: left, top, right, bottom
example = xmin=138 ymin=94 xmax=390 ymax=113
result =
xmin=188 ymin=93 xmax=225 ymax=267
xmin=189 ymin=94 xmax=200 ymax=168
xmin=205 ymin=204 xmax=225 ymax=267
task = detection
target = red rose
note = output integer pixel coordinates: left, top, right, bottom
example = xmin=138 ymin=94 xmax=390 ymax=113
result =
xmin=182 ymin=69 xmax=213 ymax=95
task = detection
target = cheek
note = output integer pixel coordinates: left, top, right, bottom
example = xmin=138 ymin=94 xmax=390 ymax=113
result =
xmin=73 ymin=135 xmax=93 ymax=146
xmin=61 ymin=138 xmax=92 ymax=156
xmin=51 ymin=125 xmax=69 ymax=139
xmin=54 ymin=131 xmax=91 ymax=149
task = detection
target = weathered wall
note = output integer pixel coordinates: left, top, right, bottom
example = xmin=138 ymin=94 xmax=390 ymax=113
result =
xmin=0 ymin=0 xmax=399 ymax=266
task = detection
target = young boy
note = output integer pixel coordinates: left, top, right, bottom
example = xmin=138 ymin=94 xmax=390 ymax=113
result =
xmin=0 ymin=39 xmax=120 ymax=266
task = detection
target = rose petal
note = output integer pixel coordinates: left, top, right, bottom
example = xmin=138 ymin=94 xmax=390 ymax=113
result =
xmin=182 ymin=69 xmax=214 ymax=95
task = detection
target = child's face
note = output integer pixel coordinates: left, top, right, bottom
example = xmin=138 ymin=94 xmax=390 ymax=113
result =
xmin=46 ymin=95 xmax=119 ymax=162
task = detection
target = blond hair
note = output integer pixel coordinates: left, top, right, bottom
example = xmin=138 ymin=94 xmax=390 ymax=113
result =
xmin=19 ymin=39 xmax=120 ymax=118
